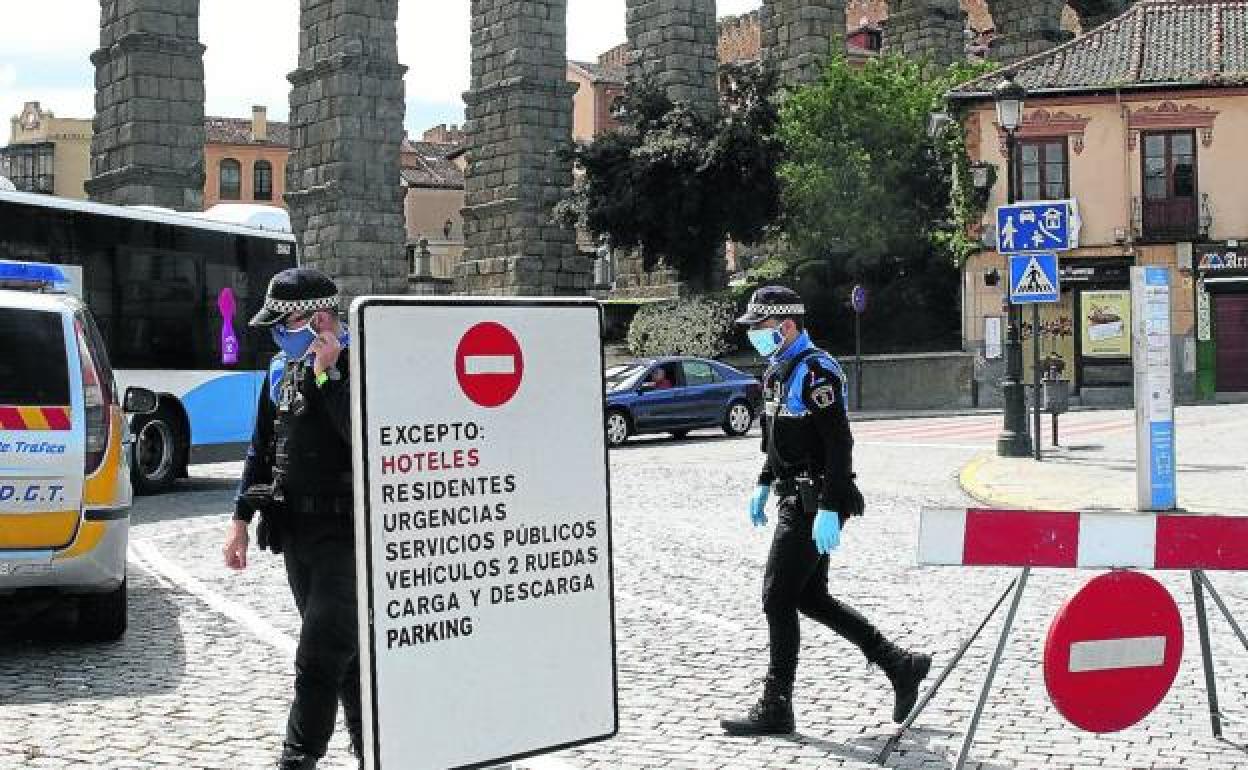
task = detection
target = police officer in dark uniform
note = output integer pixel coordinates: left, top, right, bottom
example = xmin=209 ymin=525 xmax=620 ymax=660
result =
xmin=221 ymin=267 xmax=360 ymax=769
xmin=720 ymin=285 xmax=932 ymax=736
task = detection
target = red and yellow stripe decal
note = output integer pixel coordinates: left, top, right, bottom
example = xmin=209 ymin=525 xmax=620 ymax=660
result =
xmin=0 ymin=406 xmax=71 ymax=431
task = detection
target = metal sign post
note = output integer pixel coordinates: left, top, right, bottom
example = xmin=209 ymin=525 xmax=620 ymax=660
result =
xmin=851 ymin=285 xmax=867 ymax=410
xmin=349 ymin=297 xmax=617 ymax=770
xmin=1007 ymin=253 xmax=1061 ymax=460
xmin=1131 ymin=267 xmax=1177 ymax=510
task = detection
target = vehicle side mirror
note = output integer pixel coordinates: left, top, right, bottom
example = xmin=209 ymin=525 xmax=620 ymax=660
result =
xmin=123 ymin=386 xmax=158 ymax=414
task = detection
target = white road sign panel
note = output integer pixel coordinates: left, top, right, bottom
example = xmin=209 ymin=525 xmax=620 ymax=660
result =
xmin=350 ymin=297 xmax=617 ymax=770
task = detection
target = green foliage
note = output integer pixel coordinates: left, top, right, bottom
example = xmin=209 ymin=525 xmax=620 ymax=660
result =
xmin=778 ymin=54 xmax=992 ymax=271
xmin=626 ymin=295 xmax=738 ymax=359
xmin=558 ymin=63 xmax=783 ymax=287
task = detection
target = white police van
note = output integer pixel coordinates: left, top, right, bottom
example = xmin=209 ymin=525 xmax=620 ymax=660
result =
xmin=0 ymin=260 xmax=156 ymax=640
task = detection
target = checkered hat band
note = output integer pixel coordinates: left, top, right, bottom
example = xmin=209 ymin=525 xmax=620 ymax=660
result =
xmin=264 ymin=295 xmax=339 ymax=316
xmin=749 ymin=303 xmax=805 ymax=316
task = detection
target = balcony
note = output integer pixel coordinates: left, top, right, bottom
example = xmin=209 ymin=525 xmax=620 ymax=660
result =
xmin=1133 ymin=193 xmax=1211 ymax=243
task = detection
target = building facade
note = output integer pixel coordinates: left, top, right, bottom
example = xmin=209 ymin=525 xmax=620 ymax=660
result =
xmin=951 ymin=0 xmax=1248 ymax=403
xmin=1 ymin=102 xmax=92 ymax=198
xmin=203 ymin=106 xmax=288 ymax=210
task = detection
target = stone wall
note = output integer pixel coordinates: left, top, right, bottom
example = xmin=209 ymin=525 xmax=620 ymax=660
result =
xmin=762 ymin=0 xmax=847 ymax=87
xmin=626 ymin=0 xmax=720 ymax=111
xmin=87 ymin=0 xmax=205 ymax=209
xmin=881 ymin=0 xmax=966 ymax=66
xmin=458 ymin=0 xmax=590 ymax=296
xmin=285 ymin=0 xmax=409 ymax=301
xmin=984 ymin=0 xmax=1070 ymax=63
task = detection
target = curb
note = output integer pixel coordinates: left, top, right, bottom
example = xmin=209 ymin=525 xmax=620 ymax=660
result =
xmin=958 ymin=452 xmax=1048 ymax=510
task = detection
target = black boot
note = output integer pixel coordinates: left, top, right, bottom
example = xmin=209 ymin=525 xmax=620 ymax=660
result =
xmin=720 ymin=676 xmax=796 ymax=736
xmin=870 ymin=640 xmax=932 ymax=723
xmin=276 ymin=745 xmax=318 ymax=770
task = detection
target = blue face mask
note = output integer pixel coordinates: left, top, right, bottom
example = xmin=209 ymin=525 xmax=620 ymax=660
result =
xmin=748 ymin=326 xmax=785 ymax=357
xmin=272 ymin=322 xmax=317 ymax=360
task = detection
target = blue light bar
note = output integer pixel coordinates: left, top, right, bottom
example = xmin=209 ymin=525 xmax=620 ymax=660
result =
xmin=0 ymin=260 xmax=69 ymax=290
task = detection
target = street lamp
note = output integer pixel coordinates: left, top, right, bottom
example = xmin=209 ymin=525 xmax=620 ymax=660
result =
xmin=993 ymin=74 xmax=1033 ymax=458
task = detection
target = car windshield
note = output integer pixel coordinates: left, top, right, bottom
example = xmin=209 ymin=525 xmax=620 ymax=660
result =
xmin=605 ymin=363 xmax=648 ymax=392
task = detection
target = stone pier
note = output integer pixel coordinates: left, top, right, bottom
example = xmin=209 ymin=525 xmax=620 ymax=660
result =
xmin=985 ymin=0 xmax=1070 ymax=63
xmin=87 ymin=0 xmax=205 ymax=209
xmin=285 ymin=0 xmax=409 ymax=300
xmin=626 ymin=0 xmax=719 ymax=110
xmin=881 ymin=0 xmax=966 ymax=66
xmin=457 ymin=0 xmax=590 ymax=296
xmin=762 ymin=0 xmax=846 ymax=88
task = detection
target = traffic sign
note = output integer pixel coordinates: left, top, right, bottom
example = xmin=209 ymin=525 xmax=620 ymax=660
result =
xmin=349 ymin=297 xmax=617 ymax=770
xmin=997 ymin=199 xmax=1079 ymax=253
xmin=851 ymin=285 xmax=868 ymax=315
xmin=455 ymin=321 xmax=525 ymax=408
xmin=1043 ymin=571 xmax=1183 ymax=733
xmin=1009 ymin=253 xmax=1060 ymax=304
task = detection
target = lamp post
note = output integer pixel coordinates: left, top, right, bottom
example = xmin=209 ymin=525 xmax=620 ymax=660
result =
xmin=994 ymin=74 xmax=1033 ymax=458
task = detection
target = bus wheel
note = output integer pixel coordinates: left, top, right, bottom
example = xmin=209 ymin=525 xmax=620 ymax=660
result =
xmin=131 ymin=406 xmax=185 ymax=494
xmin=75 ymin=580 xmax=127 ymax=642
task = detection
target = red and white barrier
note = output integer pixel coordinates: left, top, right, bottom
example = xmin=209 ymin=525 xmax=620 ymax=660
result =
xmin=919 ymin=509 xmax=1248 ymax=570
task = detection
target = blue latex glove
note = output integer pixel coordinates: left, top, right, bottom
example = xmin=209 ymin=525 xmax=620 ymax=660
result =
xmin=813 ymin=509 xmax=841 ymax=554
xmin=749 ymin=485 xmax=770 ymax=527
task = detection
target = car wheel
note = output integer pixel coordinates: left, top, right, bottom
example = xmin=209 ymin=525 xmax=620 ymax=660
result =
xmin=723 ymin=400 xmax=754 ymax=437
xmin=605 ymin=410 xmax=631 ymax=448
xmin=75 ymin=580 xmax=127 ymax=643
xmin=131 ymin=406 xmax=186 ymax=494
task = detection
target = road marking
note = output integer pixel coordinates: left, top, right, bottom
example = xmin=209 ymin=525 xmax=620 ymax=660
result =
xmin=129 ymin=539 xmax=296 ymax=656
xmin=858 ymin=441 xmax=988 ymax=451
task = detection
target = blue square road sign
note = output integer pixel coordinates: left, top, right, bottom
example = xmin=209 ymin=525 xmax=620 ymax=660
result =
xmin=1009 ymin=253 xmax=1060 ymax=304
xmin=997 ymin=200 xmax=1079 ymax=253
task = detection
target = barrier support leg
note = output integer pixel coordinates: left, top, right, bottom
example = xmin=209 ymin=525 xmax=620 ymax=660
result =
xmin=875 ymin=572 xmax=1022 ymax=765
xmin=1197 ymin=570 xmax=1248 ymax=654
xmin=954 ymin=567 xmax=1029 ymax=770
xmin=1192 ymin=570 xmax=1223 ymax=739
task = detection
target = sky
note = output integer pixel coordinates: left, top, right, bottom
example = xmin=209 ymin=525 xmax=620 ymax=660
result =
xmin=0 ymin=0 xmax=762 ymax=139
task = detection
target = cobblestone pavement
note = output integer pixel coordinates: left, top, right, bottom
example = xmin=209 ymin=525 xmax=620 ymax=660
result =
xmin=3 ymin=415 xmax=1248 ymax=769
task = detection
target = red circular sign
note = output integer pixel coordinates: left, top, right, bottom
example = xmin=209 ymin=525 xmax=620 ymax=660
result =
xmin=455 ymin=322 xmax=524 ymax=408
xmin=1044 ymin=570 xmax=1183 ymax=733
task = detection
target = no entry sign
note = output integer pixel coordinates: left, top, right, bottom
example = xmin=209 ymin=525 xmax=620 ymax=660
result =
xmin=1044 ymin=570 xmax=1183 ymax=733
xmin=456 ymin=321 xmax=524 ymax=408
xmin=349 ymin=297 xmax=616 ymax=770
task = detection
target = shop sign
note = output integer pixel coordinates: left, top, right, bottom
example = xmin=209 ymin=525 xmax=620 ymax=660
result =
xmin=1197 ymin=251 xmax=1248 ymax=271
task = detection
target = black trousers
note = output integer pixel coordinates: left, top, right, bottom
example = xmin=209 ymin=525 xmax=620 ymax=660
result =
xmin=762 ymin=498 xmax=883 ymax=691
xmin=283 ymin=518 xmax=362 ymax=758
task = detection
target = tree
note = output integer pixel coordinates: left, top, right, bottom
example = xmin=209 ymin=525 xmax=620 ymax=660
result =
xmin=557 ymin=63 xmax=783 ymax=287
xmin=773 ymin=54 xmax=994 ymax=353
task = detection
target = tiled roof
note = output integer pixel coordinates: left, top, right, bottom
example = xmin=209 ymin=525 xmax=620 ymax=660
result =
xmin=401 ymin=141 xmax=464 ymax=190
xmin=951 ymin=0 xmax=1248 ymax=99
xmin=204 ymin=116 xmax=290 ymax=146
xmin=569 ymin=60 xmax=627 ymax=85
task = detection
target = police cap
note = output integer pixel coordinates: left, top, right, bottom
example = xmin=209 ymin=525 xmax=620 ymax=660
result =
xmin=249 ymin=267 xmax=340 ymax=327
xmin=734 ymin=285 xmax=805 ymax=326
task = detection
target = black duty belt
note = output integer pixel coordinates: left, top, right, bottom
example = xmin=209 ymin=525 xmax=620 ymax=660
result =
xmin=772 ymin=476 xmax=816 ymax=498
xmin=289 ymin=495 xmax=354 ymax=516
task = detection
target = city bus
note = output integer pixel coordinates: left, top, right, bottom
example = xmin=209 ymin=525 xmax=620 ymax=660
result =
xmin=0 ymin=188 xmax=296 ymax=493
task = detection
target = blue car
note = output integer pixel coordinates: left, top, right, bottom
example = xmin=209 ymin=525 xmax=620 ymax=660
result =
xmin=604 ymin=356 xmax=763 ymax=447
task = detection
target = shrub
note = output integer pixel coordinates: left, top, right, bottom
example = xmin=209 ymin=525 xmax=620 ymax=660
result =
xmin=626 ymin=296 xmax=737 ymax=359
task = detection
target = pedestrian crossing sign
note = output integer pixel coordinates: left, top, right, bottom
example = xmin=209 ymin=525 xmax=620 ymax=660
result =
xmin=1009 ymin=253 xmax=1060 ymax=304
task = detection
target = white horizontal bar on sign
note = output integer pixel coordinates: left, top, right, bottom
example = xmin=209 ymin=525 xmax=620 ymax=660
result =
xmin=916 ymin=509 xmax=967 ymax=566
xmin=1076 ymin=512 xmax=1157 ymax=569
xmin=1068 ymin=636 xmax=1166 ymax=673
xmin=464 ymin=355 xmax=516 ymax=376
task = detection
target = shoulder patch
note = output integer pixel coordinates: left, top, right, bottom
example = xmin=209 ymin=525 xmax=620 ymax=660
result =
xmin=809 ymin=382 xmax=839 ymax=409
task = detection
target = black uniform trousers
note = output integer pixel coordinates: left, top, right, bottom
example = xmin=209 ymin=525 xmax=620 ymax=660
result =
xmin=282 ymin=517 xmax=362 ymax=757
xmin=762 ymin=497 xmax=883 ymax=691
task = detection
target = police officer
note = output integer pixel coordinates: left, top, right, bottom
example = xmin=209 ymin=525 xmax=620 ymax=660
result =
xmin=720 ymin=285 xmax=932 ymax=736
xmin=221 ymin=267 xmax=360 ymax=769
